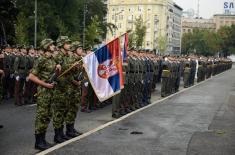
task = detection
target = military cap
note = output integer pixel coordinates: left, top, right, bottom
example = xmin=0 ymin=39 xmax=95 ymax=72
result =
xmin=70 ymin=41 xmax=82 ymax=51
xmin=20 ymin=45 xmax=27 ymax=49
xmin=56 ymin=36 xmax=71 ymax=47
xmin=40 ymin=38 xmax=54 ymax=50
xmin=28 ymin=45 xmax=34 ymax=50
xmin=12 ymin=45 xmax=17 ymax=48
xmin=4 ymin=44 xmax=11 ymax=49
xmin=84 ymin=45 xmax=92 ymax=51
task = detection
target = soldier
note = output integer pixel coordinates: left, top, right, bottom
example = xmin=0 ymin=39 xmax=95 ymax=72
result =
xmin=24 ymin=45 xmax=37 ymax=104
xmin=0 ymin=69 xmax=5 ymax=102
xmin=29 ymin=39 xmax=59 ymax=150
xmin=113 ymin=48 xmax=130 ymax=118
xmin=161 ymin=56 xmax=171 ymax=97
xmin=2 ymin=44 xmax=13 ymax=99
xmin=64 ymin=41 xmax=83 ymax=138
xmin=14 ymin=45 xmax=30 ymax=105
xmin=52 ymin=36 xmax=72 ymax=143
xmin=0 ymin=50 xmax=4 ymax=101
xmin=183 ymin=58 xmax=191 ymax=88
xmin=81 ymin=46 xmax=92 ymax=113
xmin=0 ymin=67 xmax=4 ymax=129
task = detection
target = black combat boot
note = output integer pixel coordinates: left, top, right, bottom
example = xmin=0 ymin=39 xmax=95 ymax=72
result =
xmin=66 ymin=124 xmax=82 ymax=138
xmin=60 ymin=126 xmax=70 ymax=140
xmin=35 ymin=133 xmax=51 ymax=151
xmin=54 ymin=128 xmax=65 ymax=143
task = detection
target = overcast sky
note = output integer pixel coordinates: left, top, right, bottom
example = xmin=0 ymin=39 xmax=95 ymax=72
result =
xmin=174 ymin=0 xmax=225 ymax=18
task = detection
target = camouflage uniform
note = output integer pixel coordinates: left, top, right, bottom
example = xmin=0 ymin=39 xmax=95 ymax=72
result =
xmin=32 ymin=56 xmax=55 ymax=134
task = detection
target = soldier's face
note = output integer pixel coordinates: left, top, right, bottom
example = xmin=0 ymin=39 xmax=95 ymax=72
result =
xmin=29 ymin=49 xmax=35 ymax=56
xmin=76 ymin=47 xmax=83 ymax=56
xmin=21 ymin=49 xmax=27 ymax=55
xmin=49 ymin=44 xmax=55 ymax=51
xmin=13 ymin=48 xmax=18 ymax=53
xmin=64 ymin=43 xmax=71 ymax=51
xmin=5 ymin=48 xmax=12 ymax=53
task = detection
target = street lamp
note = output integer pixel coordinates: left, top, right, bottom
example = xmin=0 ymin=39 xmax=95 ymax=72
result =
xmin=34 ymin=0 xmax=37 ymax=48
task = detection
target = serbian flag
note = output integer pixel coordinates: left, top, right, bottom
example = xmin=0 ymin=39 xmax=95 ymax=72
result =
xmin=83 ymin=38 xmax=124 ymax=102
xmin=120 ymin=33 xmax=128 ymax=64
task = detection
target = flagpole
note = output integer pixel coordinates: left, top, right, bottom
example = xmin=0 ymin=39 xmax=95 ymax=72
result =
xmin=58 ymin=30 xmax=132 ymax=78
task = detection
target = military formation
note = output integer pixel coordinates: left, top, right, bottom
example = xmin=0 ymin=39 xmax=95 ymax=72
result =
xmin=112 ymin=49 xmax=233 ymax=118
xmin=0 ymin=38 xmax=233 ymax=151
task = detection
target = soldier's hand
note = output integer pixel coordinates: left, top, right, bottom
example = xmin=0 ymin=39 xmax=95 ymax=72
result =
xmin=56 ymin=64 xmax=62 ymax=72
xmin=16 ymin=76 xmax=20 ymax=81
xmin=44 ymin=83 xmax=54 ymax=89
xmin=0 ymin=71 xmax=5 ymax=78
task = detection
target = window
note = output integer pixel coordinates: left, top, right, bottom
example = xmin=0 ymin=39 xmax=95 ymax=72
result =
xmin=119 ymin=23 xmax=122 ymax=28
xmin=119 ymin=15 xmax=123 ymax=20
xmin=147 ymin=23 xmax=151 ymax=29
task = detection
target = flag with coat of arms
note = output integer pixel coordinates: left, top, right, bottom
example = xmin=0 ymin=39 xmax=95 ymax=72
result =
xmin=83 ymin=37 xmax=125 ymax=102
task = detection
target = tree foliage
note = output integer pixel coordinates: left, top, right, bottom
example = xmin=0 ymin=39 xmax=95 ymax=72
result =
xmin=1 ymin=0 xmax=108 ymax=47
xmin=127 ymin=16 xmax=146 ymax=49
xmin=181 ymin=26 xmax=235 ymax=56
xmin=0 ymin=0 xmax=18 ymax=45
xmin=134 ymin=16 xmax=146 ymax=48
xmin=158 ymin=36 xmax=167 ymax=53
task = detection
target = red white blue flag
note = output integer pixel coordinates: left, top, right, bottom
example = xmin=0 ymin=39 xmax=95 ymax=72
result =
xmin=83 ymin=38 xmax=124 ymax=102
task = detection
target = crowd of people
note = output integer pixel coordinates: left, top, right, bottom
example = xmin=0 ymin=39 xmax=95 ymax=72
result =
xmin=0 ymin=36 xmax=233 ymax=151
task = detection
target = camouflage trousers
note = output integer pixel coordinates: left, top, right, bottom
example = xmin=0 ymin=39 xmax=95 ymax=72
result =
xmin=52 ymin=88 xmax=67 ymax=129
xmin=65 ymin=90 xmax=81 ymax=124
xmin=35 ymin=88 xmax=53 ymax=134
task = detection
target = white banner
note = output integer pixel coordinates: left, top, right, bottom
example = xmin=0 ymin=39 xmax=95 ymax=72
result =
xmin=224 ymin=1 xmax=235 ymax=13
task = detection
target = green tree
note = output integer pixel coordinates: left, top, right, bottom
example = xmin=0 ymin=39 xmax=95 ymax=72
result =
xmin=0 ymin=0 xmax=18 ymax=45
xmin=134 ymin=16 xmax=146 ymax=48
xmin=128 ymin=32 xmax=135 ymax=48
xmin=158 ymin=36 xmax=167 ymax=53
xmin=85 ymin=15 xmax=102 ymax=47
xmin=15 ymin=12 xmax=29 ymax=45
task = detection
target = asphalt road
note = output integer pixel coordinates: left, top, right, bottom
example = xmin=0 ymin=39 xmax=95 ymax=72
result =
xmin=47 ymin=66 xmax=235 ymax=155
xmin=0 ymin=67 xmax=234 ymax=155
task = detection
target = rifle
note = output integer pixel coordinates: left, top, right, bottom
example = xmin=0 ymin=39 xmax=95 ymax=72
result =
xmin=48 ymin=68 xmax=60 ymax=84
xmin=34 ymin=68 xmax=60 ymax=97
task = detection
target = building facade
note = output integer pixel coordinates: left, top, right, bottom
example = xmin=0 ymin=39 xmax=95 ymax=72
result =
xmin=106 ymin=0 xmax=182 ymax=54
xmin=182 ymin=18 xmax=216 ymax=34
xmin=213 ymin=14 xmax=235 ymax=31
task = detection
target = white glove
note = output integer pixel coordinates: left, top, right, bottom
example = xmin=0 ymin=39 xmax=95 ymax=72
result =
xmin=26 ymin=76 xmax=29 ymax=82
xmin=84 ymin=82 xmax=89 ymax=87
xmin=16 ymin=76 xmax=20 ymax=81
xmin=10 ymin=74 xmax=14 ymax=78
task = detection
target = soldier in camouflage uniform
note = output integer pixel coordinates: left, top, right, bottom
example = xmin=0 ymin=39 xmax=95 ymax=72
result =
xmin=29 ymin=39 xmax=58 ymax=150
xmin=64 ymin=41 xmax=83 ymax=138
xmin=52 ymin=36 xmax=72 ymax=143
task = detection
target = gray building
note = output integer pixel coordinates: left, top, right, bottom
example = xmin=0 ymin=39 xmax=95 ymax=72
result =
xmin=172 ymin=3 xmax=183 ymax=54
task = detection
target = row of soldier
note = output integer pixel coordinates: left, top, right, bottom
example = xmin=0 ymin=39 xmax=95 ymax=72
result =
xmin=112 ymin=49 xmax=232 ymax=118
